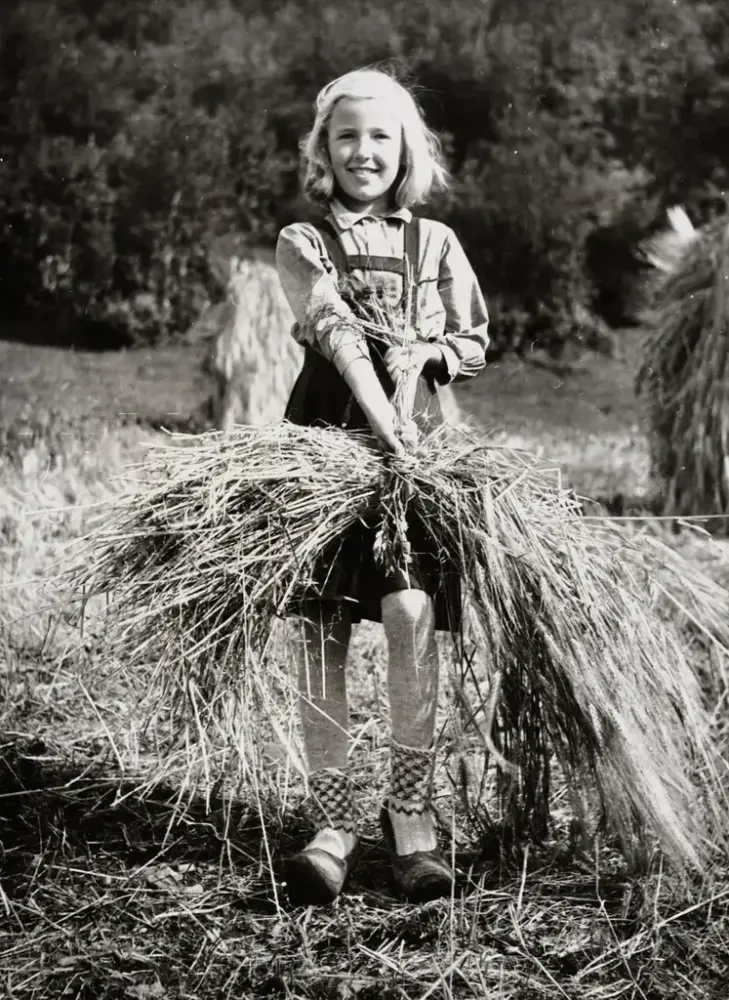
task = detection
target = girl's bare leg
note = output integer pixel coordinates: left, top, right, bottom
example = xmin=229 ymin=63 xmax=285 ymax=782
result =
xmin=294 ymin=601 xmax=357 ymax=860
xmin=381 ymin=589 xmax=440 ymax=855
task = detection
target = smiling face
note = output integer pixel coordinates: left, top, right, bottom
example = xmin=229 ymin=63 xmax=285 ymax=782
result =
xmin=327 ymin=97 xmax=403 ymax=214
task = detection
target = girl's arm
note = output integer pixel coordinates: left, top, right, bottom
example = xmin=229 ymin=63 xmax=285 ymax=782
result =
xmin=383 ymin=228 xmax=489 ymax=389
xmin=435 ymin=229 xmax=490 ymax=385
xmin=276 ymin=224 xmax=404 ymax=454
xmin=276 ymin=224 xmax=370 ymax=373
xmin=341 ymin=358 xmax=404 ymax=455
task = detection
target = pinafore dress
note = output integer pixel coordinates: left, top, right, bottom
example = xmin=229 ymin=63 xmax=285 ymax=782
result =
xmin=284 ymin=217 xmax=461 ymax=632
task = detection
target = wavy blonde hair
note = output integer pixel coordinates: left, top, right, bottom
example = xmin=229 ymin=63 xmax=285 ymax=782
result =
xmin=301 ymin=68 xmax=449 ymax=208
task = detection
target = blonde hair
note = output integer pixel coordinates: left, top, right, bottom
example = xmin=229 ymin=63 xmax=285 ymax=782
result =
xmin=301 ymin=68 xmax=449 ymax=208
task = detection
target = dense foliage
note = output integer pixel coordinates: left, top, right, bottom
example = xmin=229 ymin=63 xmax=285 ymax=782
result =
xmin=1 ymin=0 xmax=728 ymax=351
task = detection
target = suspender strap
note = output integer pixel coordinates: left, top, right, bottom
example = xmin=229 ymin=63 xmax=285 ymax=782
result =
xmin=403 ymin=218 xmax=420 ymax=323
xmin=403 ymin=217 xmax=420 ymax=287
xmin=313 ymin=217 xmax=421 ymax=284
xmin=345 ymin=255 xmax=408 ymax=274
xmin=314 ymin=218 xmax=350 ymax=274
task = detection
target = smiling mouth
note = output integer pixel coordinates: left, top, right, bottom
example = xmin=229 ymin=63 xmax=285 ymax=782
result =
xmin=348 ymin=167 xmax=379 ymax=175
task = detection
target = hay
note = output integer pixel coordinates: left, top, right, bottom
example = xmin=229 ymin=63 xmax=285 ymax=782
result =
xmin=206 ymin=251 xmax=301 ymax=430
xmin=641 ymin=206 xmax=698 ymax=276
xmin=637 ymin=211 xmax=729 ymax=530
xmin=72 ymin=414 xmax=729 ymax=872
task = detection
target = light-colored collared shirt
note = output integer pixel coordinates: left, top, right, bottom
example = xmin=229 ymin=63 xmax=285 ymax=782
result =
xmin=275 ymin=201 xmax=489 ymax=384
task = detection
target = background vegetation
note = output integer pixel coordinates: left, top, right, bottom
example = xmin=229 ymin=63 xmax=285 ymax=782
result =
xmin=2 ymin=0 xmax=729 ymax=354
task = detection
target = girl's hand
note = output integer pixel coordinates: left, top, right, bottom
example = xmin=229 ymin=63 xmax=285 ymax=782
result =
xmin=398 ymin=420 xmax=419 ymax=452
xmin=384 ymin=342 xmax=445 ymax=385
xmin=365 ymin=403 xmax=406 ymax=457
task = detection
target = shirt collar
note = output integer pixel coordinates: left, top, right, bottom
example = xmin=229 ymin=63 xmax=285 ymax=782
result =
xmin=329 ymin=199 xmax=412 ymax=231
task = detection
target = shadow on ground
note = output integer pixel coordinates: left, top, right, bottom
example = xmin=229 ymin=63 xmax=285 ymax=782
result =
xmin=0 ymin=734 xmax=642 ymax=914
xmin=0 ymin=735 xmax=476 ymax=909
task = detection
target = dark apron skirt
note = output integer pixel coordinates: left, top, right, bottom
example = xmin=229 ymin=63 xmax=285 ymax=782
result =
xmin=284 ymin=343 xmax=462 ymax=632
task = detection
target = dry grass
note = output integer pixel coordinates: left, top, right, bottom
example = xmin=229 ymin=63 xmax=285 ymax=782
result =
xmin=637 ymin=214 xmax=729 ymax=531
xmin=2 ymin=335 xmax=729 ymax=999
xmin=199 ymin=252 xmax=301 ymax=430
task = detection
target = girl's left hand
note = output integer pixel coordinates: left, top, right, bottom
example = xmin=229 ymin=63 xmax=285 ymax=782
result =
xmin=384 ymin=342 xmax=444 ymax=386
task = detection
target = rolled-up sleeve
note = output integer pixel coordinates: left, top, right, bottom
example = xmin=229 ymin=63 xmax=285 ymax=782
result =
xmin=436 ymin=229 xmax=489 ymax=383
xmin=275 ymin=224 xmax=370 ymax=376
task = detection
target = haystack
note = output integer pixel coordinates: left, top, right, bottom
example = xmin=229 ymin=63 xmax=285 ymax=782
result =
xmin=637 ymin=209 xmax=729 ymax=531
xmin=75 ymin=279 xmax=729 ymax=872
xmin=184 ymin=248 xmax=301 ymax=430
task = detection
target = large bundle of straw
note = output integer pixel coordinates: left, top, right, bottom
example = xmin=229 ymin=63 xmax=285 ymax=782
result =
xmin=637 ymin=211 xmax=729 ymax=531
xmin=74 ymin=424 xmax=729 ymax=869
xmin=73 ymin=277 xmax=729 ymax=871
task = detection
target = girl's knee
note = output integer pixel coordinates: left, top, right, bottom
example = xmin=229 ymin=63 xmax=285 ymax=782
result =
xmin=381 ymin=589 xmax=435 ymax=633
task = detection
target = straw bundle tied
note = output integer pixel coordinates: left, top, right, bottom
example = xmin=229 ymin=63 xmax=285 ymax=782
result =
xmin=637 ymin=212 xmax=729 ymax=530
xmin=75 ymin=278 xmax=729 ymax=871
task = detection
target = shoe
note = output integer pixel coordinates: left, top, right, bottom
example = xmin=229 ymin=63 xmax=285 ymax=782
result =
xmin=284 ymin=841 xmax=359 ymax=907
xmin=379 ymin=805 xmax=453 ymax=903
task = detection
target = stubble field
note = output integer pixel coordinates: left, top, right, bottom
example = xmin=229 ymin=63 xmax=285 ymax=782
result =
xmin=1 ymin=333 xmax=728 ymax=1000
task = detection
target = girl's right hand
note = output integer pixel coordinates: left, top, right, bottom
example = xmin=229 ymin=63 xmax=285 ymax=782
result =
xmin=365 ymin=404 xmax=406 ymax=457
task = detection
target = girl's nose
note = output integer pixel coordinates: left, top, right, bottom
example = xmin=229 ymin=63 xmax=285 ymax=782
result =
xmin=352 ymin=136 xmax=374 ymax=159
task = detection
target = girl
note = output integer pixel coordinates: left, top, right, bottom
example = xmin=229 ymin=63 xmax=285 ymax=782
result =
xmin=275 ymin=68 xmax=489 ymax=906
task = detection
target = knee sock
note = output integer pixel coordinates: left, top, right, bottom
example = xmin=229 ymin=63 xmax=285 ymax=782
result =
xmin=294 ymin=604 xmax=357 ymax=859
xmin=386 ymin=738 xmax=437 ymax=854
xmin=381 ymin=590 xmax=440 ymax=855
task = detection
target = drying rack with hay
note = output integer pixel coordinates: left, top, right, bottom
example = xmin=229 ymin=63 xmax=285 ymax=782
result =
xmin=637 ymin=208 xmax=729 ymax=531
xmin=74 ymin=275 xmax=729 ymax=873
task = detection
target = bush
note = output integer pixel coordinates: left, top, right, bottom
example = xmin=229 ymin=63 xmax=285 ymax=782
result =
xmin=441 ymin=130 xmax=641 ymax=355
xmin=0 ymin=137 xmax=118 ymax=333
xmin=3 ymin=0 xmax=729 ymax=352
xmin=0 ymin=1 xmax=294 ymax=346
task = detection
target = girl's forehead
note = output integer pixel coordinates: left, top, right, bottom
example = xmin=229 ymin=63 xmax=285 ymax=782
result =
xmin=329 ymin=97 xmax=402 ymax=131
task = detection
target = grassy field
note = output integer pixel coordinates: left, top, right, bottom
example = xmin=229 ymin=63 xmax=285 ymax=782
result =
xmin=1 ymin=334 xmax=728 ymax=1000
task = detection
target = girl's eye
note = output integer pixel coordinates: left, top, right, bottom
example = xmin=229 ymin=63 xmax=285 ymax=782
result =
xmin=333 ymin=131 xmax=391 ymax=140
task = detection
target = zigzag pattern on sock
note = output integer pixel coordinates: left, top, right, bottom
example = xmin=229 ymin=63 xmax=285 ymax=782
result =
xmin=308 ymin=767 xmax=358 ymax=835
xmin=388 ymin=739 xmax=435 ymax=816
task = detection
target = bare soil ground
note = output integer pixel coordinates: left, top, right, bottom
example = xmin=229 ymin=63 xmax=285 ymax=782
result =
xmin=1 ymin=334 xmax=727 ymax=1000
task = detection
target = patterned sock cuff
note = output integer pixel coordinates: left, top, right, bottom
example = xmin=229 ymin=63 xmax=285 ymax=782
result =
xmin=308 ymin=767 xmax=358 ymax=836
xmin=389 ymin=738 xmax=435 ymax=816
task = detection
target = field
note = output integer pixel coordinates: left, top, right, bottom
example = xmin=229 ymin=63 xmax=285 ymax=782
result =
xmin=1 ymin=333 xmax=728 ymax=1000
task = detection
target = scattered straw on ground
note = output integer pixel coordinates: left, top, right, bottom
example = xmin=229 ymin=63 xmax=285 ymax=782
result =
xmin=0 ymin=733 xmax=728 ymax=1000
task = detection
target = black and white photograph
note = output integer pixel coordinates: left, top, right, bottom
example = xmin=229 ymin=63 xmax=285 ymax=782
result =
xmin=1 ymin=1 xmax=729 ymax=997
